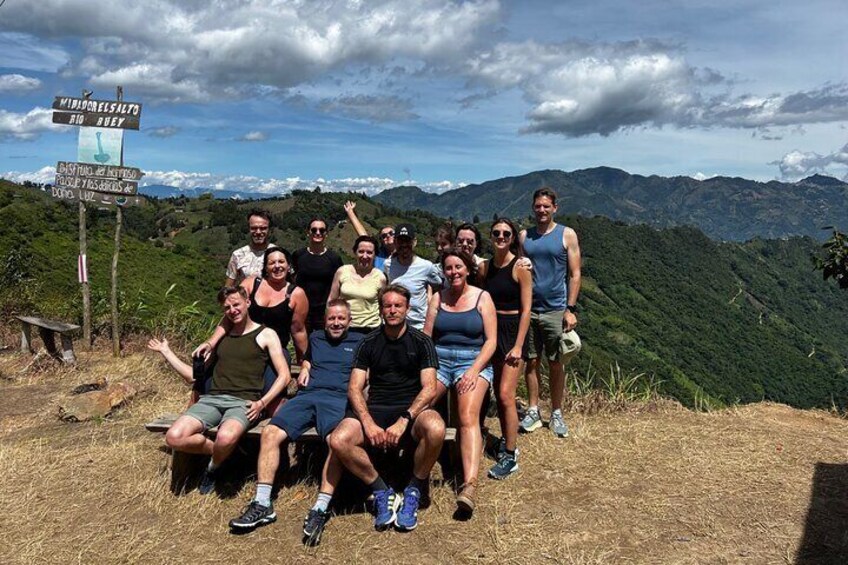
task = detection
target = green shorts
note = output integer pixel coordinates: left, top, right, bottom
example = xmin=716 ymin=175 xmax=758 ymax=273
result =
xmin=527 ymin=310 xmax=565 ymax=361
xmin=183 ymin=394 xmax=254 ymax=431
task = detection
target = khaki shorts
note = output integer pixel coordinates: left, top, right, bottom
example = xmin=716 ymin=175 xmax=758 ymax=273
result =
xmin=527 ymin=310 xmax=565 ymax=361
xmin=183 ymin=394 xmax=254 ymax=431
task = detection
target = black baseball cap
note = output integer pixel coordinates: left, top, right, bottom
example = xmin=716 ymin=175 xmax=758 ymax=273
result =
xmin=395 ymin=223 xmax=416 ymax=239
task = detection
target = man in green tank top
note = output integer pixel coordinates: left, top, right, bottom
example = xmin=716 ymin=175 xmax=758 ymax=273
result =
xmin=159 ymin=287 xmax=291 ymax=495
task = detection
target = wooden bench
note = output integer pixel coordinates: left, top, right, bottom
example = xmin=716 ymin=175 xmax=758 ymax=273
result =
xmin=17 ymin=315 xmax=81 ymax=364
xmin=145 ymin=412 xmax=457 ymax=493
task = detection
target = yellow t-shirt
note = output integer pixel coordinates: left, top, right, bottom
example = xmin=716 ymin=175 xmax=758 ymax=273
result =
xmin=339 ymin=265 xmax=385 ymax=329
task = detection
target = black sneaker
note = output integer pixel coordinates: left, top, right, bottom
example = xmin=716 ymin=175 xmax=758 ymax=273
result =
xmin=302 ymin=508 xmax=331 ymax=546
xmin=229 ymin=500 xmax=277 ymax=530
xmin=198 ymin=468 xmax=216 ymax=495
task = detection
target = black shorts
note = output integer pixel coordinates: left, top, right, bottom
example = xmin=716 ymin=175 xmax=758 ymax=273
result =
xmin=495 ymin=313 xmax=530 ymax=360
xmin=346 ymin=404 xmax=415 ymax=446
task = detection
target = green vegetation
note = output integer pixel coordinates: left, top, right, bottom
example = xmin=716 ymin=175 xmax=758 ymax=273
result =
xmin=2 ymin=180 xmax=846 ymax=409
xmin=814 ymin=228 xmax=848 ymax=289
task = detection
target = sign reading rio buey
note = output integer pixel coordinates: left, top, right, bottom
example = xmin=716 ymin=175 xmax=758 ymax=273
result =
xmin=52 ymin=96 xmax=142 ymax=130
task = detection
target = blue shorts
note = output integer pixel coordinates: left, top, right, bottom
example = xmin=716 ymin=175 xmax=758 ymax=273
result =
xmin=269 ymin=390 xmax=347 ymax=441
xmin=435 ymin=345 xmax=493 ymax=388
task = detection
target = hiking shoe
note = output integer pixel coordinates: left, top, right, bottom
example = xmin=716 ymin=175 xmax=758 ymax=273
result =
xmin=229 ymin=500 xmax=277 ymax=530
xmin=456 ymin=482 xmax=477 ymax=514
xmin=488 ymin=451 xmax=519 ymax=480
xmin=302 ymin=508 xmax=331 ymax=545
xmin=550 ymin=411 xmax=569 ymax=438
xmin=519 ymin=408 xmax=542 ymax=433
xmin=373 ymin=488 xmax=401 ymax=530
xmin=395 ymin=486 xmax=421 ymax=531
xmin=198 ymin=468 xmax=216 ymax=495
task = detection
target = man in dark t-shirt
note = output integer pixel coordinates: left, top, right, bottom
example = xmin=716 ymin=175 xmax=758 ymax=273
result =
xmin=293 ymin=218 xmax=344 ymax=332
xmin=328 ymin=284 xmax=445 ymax=533
xmin=228 ymin=300 xmax=363 ymax=544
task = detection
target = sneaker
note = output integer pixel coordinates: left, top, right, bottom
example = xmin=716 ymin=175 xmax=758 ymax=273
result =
xmin=488 ymin=451 xmax=519 ymax=480
xmin=229 ymin=500 xmax=277 ymax=529
xmin=456 ymin=482 xmax=477 ymax=513
xmin=395 ymin=486 xmax=421 ymax=531
xmin=550 ymin=411 xmax=569 ymax=438
xmin=519 ymin=408 xmax=542 ymax=433
xmin=198 ymin=468 xmax=216 ymax=495
xmin=302 ymin=508 xmax=331 ymax=545
xmin=373 ymin=488 xmax=401 ymax=530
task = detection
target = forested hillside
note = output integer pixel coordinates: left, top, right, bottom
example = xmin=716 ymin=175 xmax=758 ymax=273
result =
xmin=2 ymin=181 xmax=846 ymax=409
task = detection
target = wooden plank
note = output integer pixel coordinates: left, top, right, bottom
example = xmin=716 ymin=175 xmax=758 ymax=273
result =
xmin=52 ymin=111 xmax=140 ymax=130
xmin=54 ymin=174 xmax=138 ymax=195
xmin=52 ymin=96 xmax=142 ymax=116
xmin=145 ymin=413 xmax=457 ymax=441
xmin=57 ymin=161 xmax=143 ymax=182
xmin=16 ymin=316 xmax=80 ymax=333
xmin=49 ymin=185 xmax=142 ymax=207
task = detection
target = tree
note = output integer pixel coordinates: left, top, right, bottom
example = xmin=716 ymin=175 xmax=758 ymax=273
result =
xmin=473 ymin=214 xmax=480 ymax=224
xmin=813 ymin=228 xmax=848 ymax=289
xmin=492 ymin=213 xmax=499 ymax=222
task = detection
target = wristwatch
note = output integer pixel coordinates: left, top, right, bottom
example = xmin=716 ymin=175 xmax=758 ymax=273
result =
xmin=566 ymin=304 xmax=578 ymax=314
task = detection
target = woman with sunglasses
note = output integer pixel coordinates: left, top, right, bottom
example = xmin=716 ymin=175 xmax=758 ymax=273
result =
xmin=344 ymin=200 xmax=396 ymax=270
xmin=423 ymin=250 xmax=496 ymax=515
xmin=327 ymin=235 xmax=387 ymax=333
xmin=477 ymin=218 xmax=532 ymax=480
xmin=293 ymin=218 xmax=344 ymax=333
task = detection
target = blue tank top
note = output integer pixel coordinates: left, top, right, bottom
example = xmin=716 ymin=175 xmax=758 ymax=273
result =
xmin=523 ymin=224 xmax=567 ymax=312
xmin=433 ymin=292 xmax=485 ymax=348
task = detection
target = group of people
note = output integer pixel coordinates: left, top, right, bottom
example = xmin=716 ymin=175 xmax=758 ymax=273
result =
xmin=148 ymin=187 xmax=582 ymax=544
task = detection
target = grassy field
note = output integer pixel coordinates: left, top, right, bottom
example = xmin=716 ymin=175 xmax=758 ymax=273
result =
xmin=1 ymin=343 xmax=846 ymax=564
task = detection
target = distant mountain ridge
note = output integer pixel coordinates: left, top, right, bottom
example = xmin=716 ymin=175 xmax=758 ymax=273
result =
xmin=374 ymin=167 xmax=848 ymax=241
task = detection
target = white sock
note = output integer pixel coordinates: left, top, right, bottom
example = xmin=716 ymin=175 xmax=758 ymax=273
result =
xmin=552 ymin=408 xmax=562 ymax=417
xmin=312 ymin=492 xmax=333 ymax=513
xmin=255 ymin=483 xmax=273 ymax=507
xmin=529 ymin=405 xmax=539 ymax=413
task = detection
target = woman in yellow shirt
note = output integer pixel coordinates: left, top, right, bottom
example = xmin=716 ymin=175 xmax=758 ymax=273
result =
xmin=328 ymin=235 xmax=387 ymax=333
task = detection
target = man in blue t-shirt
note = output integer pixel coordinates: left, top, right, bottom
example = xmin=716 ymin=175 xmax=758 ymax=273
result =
xmin=228 ymin=299 xmax=364 ymax=545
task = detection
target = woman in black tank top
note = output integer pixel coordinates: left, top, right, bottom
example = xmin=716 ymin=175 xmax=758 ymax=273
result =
xmin=477 ymin=218 xmax=532 ymax=479
xmin=197 ymin=247 xmax=308 ymax=364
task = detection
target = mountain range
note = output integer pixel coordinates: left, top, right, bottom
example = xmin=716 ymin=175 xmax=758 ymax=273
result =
xmin=373 ymin=168 xmax=848 ymax=241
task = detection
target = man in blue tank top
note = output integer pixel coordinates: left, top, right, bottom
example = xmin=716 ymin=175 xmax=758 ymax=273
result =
xmin=518 ymin=187 xmax=582 ymax=438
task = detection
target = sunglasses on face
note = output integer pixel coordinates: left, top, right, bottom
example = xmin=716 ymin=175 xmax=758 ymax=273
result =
xmin=380 ymin=231 xmax=395 ymax=240
xmin=310 ymin=227 xmax=327 ymax=235
xmin=491 ymin=229 xmax=512 ymax=238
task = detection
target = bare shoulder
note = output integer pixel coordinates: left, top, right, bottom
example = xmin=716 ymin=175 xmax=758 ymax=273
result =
xmin=562 ymin=226 xmax=579 ymax=247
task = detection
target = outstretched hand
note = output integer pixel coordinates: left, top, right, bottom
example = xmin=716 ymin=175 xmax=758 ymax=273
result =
xmin=344 ymin=200 xmax=356 ymax=214
xmin=147 ymin=338 xmax=170 ymax=354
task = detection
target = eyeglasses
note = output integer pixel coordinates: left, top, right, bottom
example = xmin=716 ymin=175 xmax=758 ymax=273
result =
xmin=380 ymin=231 xmax=395 ymax=240
xmin=310 ymin=227 xmax=327 ymax=235
xmin=491 ymin=230 xmax=512 ymax=238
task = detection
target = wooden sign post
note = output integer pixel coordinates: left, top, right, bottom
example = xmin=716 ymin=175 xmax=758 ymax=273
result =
xmin=111 ymin=86 xmax=124 ymax=358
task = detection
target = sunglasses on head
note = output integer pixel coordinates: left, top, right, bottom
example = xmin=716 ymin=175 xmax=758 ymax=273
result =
xmin=380 ymin=231 xmax=395 ymax=240
xmin=310 ymin=227 xmax=327 ymax=235
xmin=491 ymin=229 xmax=512 ymax=238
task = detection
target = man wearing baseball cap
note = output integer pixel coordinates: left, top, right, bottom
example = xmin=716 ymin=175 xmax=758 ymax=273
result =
xmin=383 ymin=223 xmax=443 ymax=330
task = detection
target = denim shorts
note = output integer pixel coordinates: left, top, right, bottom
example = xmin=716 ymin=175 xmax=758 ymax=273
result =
xmin=435 ymin=345 xmax=493 ymax=388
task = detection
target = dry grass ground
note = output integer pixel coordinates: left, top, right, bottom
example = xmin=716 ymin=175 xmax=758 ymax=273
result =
xmin=1 ymin=345 xmax=847 ymax=564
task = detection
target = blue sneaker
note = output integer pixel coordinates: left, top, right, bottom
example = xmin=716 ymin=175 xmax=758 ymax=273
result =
xmin=372 ymin=488 xmax=401 ymax=530
xmin=395 ymin=486 xmax=421 ymax=531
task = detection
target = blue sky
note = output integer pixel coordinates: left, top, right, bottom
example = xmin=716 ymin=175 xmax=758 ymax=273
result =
xmin=1 ymin=0 xmax=847 ymax=195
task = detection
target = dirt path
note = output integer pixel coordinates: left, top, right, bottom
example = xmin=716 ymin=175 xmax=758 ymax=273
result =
xmin=1 ymin=351 xmax=846 ymax=564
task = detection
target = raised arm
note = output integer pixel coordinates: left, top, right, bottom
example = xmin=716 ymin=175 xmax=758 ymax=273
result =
xmin=344 ymin=200 xmax=369 ymax=237
xmin=147 ymin=338 xmax=193 ymax=384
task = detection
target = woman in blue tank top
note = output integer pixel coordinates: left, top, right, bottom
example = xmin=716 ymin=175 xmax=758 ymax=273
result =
xmin=423 ymin=250 xmax=496 ymax=515
xmin=477 ymin=218 xmax=532 ymax=480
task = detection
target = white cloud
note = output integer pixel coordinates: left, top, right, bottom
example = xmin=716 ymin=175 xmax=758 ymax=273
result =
xmin=0 ymin=74 xmax=42 ymax=92
xmin=2 ymin=165 xmax=56 ymax=184
xmin=0 ymin=107 xmax=64 ymax=140
xmin=238 ymin=131 xmax=268 ymax=142
xmin=0 ymin=0 xmax=500 ymax=103
xmin=771 ymin=143 xmax=848 ymax=181
xmin=147 ymin=125 xmax=180 ymax=138
xmin=137 ymin=169 xmax=464 ymax=196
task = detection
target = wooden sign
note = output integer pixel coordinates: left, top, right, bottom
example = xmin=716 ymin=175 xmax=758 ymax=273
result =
xmin=50 ymin=185 xmax=142 ymax=207
xmin=52 ymin=111 xmax=140 ymax=130
xmin=54 ymin=174 xmax=138 ymax=195
xmin=57 ymin=161 xmax=143 ymax=182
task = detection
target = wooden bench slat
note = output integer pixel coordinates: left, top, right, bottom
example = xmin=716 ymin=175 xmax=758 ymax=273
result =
xmin=144 ymin=414 xmax=456 ymax=442
xmin=16 ymin=316 xmax=80 ymax=333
